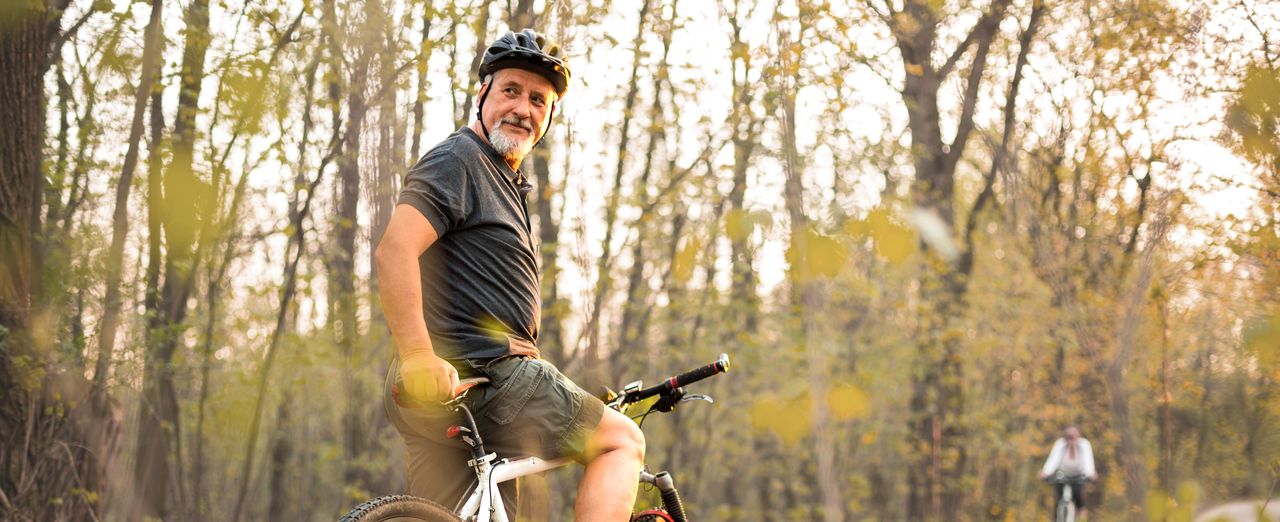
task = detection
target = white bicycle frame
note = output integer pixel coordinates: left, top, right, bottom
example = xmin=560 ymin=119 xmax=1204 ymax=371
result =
xmin=1059 ymin=485 xmax=1074 ymax=522
xmin=455 ymin=453 xmax=571 ymax=522
xmin=454 ymin=451 xmax=671 ymax=521
xmin=1052 ymin=473 xmax=1082 ymax=522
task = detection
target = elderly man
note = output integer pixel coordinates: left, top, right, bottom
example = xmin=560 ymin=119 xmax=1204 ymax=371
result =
xmin=376 ymin=29 xmax=645 ymax=521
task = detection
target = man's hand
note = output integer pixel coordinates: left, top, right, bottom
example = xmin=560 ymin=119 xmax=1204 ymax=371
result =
xmin=1038 ymin=471 xmax=1050 ymax=480
xmin=400 ymin=351 xmax=460 ymax=404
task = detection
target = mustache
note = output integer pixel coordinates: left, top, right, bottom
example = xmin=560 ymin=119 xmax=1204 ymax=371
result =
xmin=500 ymin=117 xmax=533 ymax=132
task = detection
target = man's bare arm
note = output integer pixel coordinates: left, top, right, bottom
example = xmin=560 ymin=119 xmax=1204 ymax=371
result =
xmin=375 ymin=204 xmax=458 ymax=401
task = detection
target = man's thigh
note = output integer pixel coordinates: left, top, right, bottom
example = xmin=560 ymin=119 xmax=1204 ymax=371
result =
xmin=468 ymin=356 xmax=605 ymax=461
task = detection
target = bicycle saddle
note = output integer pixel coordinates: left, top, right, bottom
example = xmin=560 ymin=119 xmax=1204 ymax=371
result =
xmin=454 ymin=377 xmax=490 ymax=397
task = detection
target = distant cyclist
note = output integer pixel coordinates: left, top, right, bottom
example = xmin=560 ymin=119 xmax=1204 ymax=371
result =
xmin=1039 ymin=426 xmax=1098 ymax=518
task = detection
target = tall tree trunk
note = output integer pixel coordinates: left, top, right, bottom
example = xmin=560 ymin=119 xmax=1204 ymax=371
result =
xmin=92 ymin=0 xmax=162 ymax=393
xmin=583 ymin=0 xmax=653 ymax=390
xmin=507 ymin=0 xmax=536 ymax=30
xmin=0 ymin=2 xmax=103 ymax=520
xmin=410 ymin=0 xmax=436 ymax=161
xmin=616 ymin=0 xmax=677 ymax=379
xmin=337 ymin=2 xmax=374 ymax=495
xmin=266 ymin=397 xmax=293 ymax=520
xmin=884 ymin=1 xmax=1009 ymax=516
xmin=776 ymin=14 xmax=843 ymax=521
xmin=531 ymin=144 xmax=567 ymax=363
xmin=725 ymin=0 xmax=762 ymax=333
xmin=134 ymin=0 xmax=212 ymax=516
xmin=457 ymin=0 xmax=493 ymax=127
xmin=118 ymin=2 xmax=166 ymax=519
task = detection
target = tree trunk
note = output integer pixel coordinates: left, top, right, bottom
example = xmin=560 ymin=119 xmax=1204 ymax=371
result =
xmin=410 ymin=0 xmax=436 ymax=161
xmin=725 ymin=0 xmax=761 ymax=333
xmin=583 ymin=0 xmax=653 ymax=390
xmin=456 ymin=0 xmax=493 ymax=127
xmin=887 ymin=1 xmax=1009 ymax=516
xmin=531 ymin=143 xmax=567 ymax=363
xmin=337 ymin=2 xmax=373 ymax=495
xmin=92 ymin=0 xmax=163 ymax=392
xmin=267 ymin=398 xmax=294 ymax=520
xmin=616 ymin=0 xmax=678 ymax=380
xmin=134 ymin=0 xmax=213 ymax=515
xmin=776 ymin=12 xmax=843 ymax=520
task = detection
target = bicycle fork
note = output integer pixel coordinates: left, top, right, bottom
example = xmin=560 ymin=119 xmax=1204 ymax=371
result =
xmin=640 ymin=470 xmax=687 ymax=522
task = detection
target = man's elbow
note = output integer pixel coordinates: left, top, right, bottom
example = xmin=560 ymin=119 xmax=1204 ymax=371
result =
xmin=374 ymin=237 xmax=403 ymax=274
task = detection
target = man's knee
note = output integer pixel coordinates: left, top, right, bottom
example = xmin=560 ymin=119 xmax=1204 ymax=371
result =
xmin=586 ymin=409 xmax=645 ymax=463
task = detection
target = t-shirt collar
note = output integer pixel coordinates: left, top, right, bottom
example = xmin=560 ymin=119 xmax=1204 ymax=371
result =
xmin=460 ymin=126 xmax=524 ymax=184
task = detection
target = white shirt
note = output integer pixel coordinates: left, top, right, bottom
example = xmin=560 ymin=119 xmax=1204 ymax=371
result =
xmin=1041 ymin=437 xmax=1097 ymax=478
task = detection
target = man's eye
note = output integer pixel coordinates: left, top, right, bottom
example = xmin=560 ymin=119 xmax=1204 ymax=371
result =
xmin=504 ymin=87 xmax=517 ymax=95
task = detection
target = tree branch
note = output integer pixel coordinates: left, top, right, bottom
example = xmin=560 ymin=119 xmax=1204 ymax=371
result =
xmin=943 ymin=0 xmax=1009 ymax=177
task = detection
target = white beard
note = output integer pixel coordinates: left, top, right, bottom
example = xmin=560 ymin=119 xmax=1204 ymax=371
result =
xmin=489 ymin=122 xmax=535 ymax=163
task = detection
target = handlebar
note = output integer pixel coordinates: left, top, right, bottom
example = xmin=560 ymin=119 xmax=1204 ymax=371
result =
xmin=623 ymin=353 xmax=730 ymax=405
xmin=1045 ymin=473 xmax=1089 ymax=485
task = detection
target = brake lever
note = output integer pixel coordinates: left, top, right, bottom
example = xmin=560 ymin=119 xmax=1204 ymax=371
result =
xmin=679 ymin=394 xmax=714 ymax=404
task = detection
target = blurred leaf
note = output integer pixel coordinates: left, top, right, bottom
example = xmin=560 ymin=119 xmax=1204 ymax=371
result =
xmin=827 ymin=383 xmax=870 ymax=420
xmin=671 ymin=237 xmax=702 ymax=283
xmin=1243 ymin=314 xmax=1280 ymax=369
xmin=787 ymin=227 xmax=846 ymax=281
xmin=724 ymin=208 xmax=752 ymax=242
xmin=750 ymin=394 xmax=811 ymax=446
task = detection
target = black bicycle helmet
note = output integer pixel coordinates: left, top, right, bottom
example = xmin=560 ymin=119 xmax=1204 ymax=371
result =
xmin=478 ymin=29 xmax=571 ymax=97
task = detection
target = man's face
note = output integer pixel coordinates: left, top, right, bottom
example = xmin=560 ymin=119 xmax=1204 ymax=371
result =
xmin=480 ymin=68 xmax=557 ymax=164
xmin=1065 ymin=427 xmax=1080 ymax=441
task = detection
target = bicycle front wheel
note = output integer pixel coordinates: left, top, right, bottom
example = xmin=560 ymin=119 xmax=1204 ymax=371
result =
xmin=340 ymin=495 xmax=461 ymax=522
xmin=1055 ymin=498 xmax=1074 ymax=522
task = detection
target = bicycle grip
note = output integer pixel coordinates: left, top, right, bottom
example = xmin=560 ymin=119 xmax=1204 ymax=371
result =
xmin=669 ymin=353 xmax=730 ymax=388
xmin=627 ymin=353 xmax=730 ymax=403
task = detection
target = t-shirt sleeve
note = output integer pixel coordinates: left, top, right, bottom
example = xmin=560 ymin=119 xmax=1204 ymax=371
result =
xmin=397 ymin=149 xmax=472 ymax=235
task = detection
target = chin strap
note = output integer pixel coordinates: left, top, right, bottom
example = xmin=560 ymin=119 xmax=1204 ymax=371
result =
xmin=476 ymin=83 xmax=493 ymax=142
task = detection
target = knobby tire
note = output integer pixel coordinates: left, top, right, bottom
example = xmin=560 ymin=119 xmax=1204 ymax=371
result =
xmin=340 ymin=495 xmax=461 ymax=522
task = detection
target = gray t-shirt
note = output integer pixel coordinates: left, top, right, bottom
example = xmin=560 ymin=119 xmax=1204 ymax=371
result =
xmin=397 ymin=126 xmax=540 ymax=361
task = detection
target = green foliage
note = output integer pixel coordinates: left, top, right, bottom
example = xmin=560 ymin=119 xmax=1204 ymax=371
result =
xmin=1226 ymin=66 xmax=1280 ymax=173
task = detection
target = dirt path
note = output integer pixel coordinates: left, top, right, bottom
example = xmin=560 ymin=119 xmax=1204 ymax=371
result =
xmin=1194 ymin=501 xmax=1280 ymax=522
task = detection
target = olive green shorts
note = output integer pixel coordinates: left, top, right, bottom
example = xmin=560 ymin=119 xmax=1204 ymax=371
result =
xmin=383 ymin=355 xmax=605 ymax=517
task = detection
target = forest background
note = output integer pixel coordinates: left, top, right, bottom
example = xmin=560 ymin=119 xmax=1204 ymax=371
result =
xmin=2 ymin=0 xmax=1279 ymax=520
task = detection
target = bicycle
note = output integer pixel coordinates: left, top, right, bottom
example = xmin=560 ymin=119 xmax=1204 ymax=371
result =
xmin=340 ymin=354 xmax=731 ymax=522
xmin=1046 ymin=471 xmax=1088 ymax=522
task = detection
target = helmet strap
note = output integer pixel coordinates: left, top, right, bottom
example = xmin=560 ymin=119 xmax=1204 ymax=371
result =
xmin=534 ymin=102 xmax=555 ymax=148
xmin=475 ymin=81 xmax=493 ymax=142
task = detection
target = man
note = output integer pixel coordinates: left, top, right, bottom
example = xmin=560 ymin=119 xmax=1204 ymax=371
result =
xmin=1039 ymin=426 xmax=1098 ymax=518
xmin=375 ymin=29 xmax=645 ymax=521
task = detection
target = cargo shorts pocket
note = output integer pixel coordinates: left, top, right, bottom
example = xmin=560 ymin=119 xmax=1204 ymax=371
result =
xmin=477 ymin=357 xmax=546 ymax=425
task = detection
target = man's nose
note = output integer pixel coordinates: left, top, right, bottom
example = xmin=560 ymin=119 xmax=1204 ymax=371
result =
xmin=511 ymin=96 xmax=532 ymax=119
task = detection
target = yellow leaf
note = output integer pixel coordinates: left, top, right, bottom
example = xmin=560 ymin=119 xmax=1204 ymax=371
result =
xmin=724 ymin=209 xmax=752 ymax=242
xmin=1244 ymin=314 xmax=1280 ymax=369
xmin=750 ymin=394 xmax=812 ymax=446
xmin=865 ymin=209 xmax=916 ymax=264
xmin=671 ymin=237 xmax=702 ymax=283
xmin=827 ymin=383 xmax=870 ymax=420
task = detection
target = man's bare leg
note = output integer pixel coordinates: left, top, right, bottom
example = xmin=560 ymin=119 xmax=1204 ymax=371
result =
xmin=575 ymin=409 xmax=646 ymax=521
